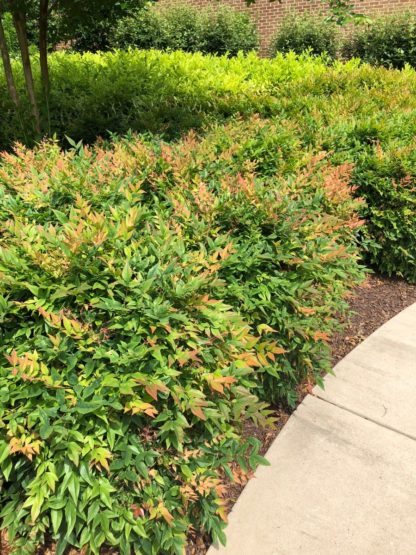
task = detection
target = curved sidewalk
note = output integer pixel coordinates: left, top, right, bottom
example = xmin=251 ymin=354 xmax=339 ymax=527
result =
xmin=209 ymin=302 xmax=416 ymax=555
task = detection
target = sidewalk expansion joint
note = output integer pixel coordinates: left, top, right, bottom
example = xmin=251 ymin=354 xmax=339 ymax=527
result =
xmin=312 ymin=393 xmax=416 ymax=443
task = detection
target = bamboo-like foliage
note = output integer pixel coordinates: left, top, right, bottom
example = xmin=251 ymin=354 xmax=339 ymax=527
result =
xmin=0 ymin=118 xmax=365 ymax=553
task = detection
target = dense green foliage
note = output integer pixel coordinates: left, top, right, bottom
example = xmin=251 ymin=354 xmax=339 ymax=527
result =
xmin=0 ymin=50 xmax=415 ymax=280
xmin=270 ymin=13 xmax=339 ymax=58
xmin=0 ymin=119 xmax=364 ymax=553
xmin=111 ymin=3 xmax=259 ymax=56
xmin=343 ymin=12 xmax=416 ymax=68
xmin=1 ymin=12 xmax=20 ymax=57
xmin=0 ymin=50 xmax=323 ymax=147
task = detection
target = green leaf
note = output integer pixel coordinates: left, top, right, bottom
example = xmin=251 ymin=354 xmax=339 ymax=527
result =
xmin=51 ymin=509 xmax=63 ymax=535
xmin=68 ymin=474 xmax=80 ymax=504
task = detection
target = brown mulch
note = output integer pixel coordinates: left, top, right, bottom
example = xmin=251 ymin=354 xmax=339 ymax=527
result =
xmin=2 ymin=275 xmax=416 ymax=555
xmin=330 ymin=274 xmax=416 ymax=365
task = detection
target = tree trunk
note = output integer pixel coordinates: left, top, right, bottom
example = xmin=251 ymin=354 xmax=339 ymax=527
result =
xmin=12 ymin=10 xmax=40 ymax=134
xmin=0 ymin=13 xmax=19 ymax=108
xmin=39 ymin=0 xmax=49 ymax=97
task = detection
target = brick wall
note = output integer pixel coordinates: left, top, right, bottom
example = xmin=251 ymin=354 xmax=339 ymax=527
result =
xmin=159 ymin=0 xmax=416 ymax=54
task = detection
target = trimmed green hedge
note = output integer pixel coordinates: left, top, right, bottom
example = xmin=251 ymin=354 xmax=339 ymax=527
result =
xmin=111 ymin=3 xmax=259 ymax=56
xmin=270 ymin=13 xmax=339 ymax=58
xmin=343 ymin=12 xmax=416 ymax=69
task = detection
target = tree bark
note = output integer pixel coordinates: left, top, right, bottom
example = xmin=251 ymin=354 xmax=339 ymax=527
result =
xmin=0 ymin=13 xmax=19 ymax=108
xmin=39 ymin=0 xmax=49 ymax=97
xmin=12 ymin=9 xmax=41 ymax=134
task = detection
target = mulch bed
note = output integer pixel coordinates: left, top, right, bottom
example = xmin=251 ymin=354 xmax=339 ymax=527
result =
xmin=2 ymin=275 xmax=416 ymax=555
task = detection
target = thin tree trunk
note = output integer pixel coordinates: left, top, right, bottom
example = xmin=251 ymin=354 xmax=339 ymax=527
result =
xmin=39 ymin=0 xmax=49 ymax=97
xmin=0 ymin=13 xmax=19 ymax=108
xmin=12 ymin=10 xmax=40 ymax=134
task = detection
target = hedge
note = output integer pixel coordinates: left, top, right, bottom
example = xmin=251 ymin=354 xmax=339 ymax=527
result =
xmin=0 ymin=118 xmax=365 ymax=553
xmin=342 ymin=12 xmax=416 ymax=69
xmin=270 ymin=13 xmax=339 ymax=58
xmin=111 ymin=3 xmax=259 ymax=56
xmin=0 ymin=50 xmax=326 ymax=148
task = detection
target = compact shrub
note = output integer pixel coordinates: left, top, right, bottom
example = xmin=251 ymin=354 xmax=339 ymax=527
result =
xmin=270 ymin=13 xmax=340 ymax=58
xmin=342 ymin=13 xmax=416 ymax=69
xmin=274 ymin=62 xmax=416 ymax=282
xmin=351 ymin=139 xmax=416 ymax=280
xmin=112 ymin=3 xmax=259 ymax=56
xmin=0 ymin=117 xmax=365 ymax=553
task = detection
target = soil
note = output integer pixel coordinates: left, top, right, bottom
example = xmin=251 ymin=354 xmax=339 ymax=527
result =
xmin=330 ymin=274 xmax=416 ymax=365
xmin=1 ymin=275 xmax=416 ymax=555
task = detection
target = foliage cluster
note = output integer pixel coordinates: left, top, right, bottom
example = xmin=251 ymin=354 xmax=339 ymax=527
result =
xmin=0 ymin=50 xmax=326 ymax=146
xmin=270 ymin=12 xmax=339 ymax=58
xmin=342 ymin=12 xmax=416 ymax=69
xmin=272 ymin=11 xmax=416 ymax=70
xmin=1 ymin=12 xmax=19 ymax=57
xmin=0 ymin=50 xmax=415 ymax=280
xmin=0 ymin=119 xmax=365 ymax=553
xmin=110 ymin=3 xmax=259 ymax=57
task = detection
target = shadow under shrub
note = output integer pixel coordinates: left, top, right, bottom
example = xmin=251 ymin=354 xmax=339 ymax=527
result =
xmin=0 ymin=118 xmax=364 ymax=554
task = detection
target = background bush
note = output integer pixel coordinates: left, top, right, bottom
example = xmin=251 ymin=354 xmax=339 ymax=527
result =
xmin=111 ymin=3 xmax=259 ymax=56
xmin=270 ymin=12 xmax=340 ymax=58
xmin=342 ymin=13 xmax=416 ymax=68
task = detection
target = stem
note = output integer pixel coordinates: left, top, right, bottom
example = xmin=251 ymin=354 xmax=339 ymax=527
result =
xmin=39 ymin=0 xmax=49 ymax=97
xmin=0 ymin=13 xmax=19 ymax=108
xmin=12 ymin=9 xmax=41 ymax=134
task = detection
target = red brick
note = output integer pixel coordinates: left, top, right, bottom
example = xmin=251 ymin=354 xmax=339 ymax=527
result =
xmin=159 ymin=0 xmax=416 ymax=54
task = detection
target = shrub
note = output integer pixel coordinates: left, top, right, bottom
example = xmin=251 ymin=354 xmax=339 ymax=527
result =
xmin=200 ymin=5 xmax=259 ymax=56
xmin=51 ymin=0 xmax=145 ymax=53
xmin=342 ymin=13 xmax=416 ymax=69
xmin=270 ymin=13 xmax=340 ymax=58
xmin=0 ymin=139 xmax=271 ymax=555
xmin=111 ymin=3 xmax=259 ymax=56
xmin=274 ymin=62 xmax=416 ymax=282
xmin=352 ymin=140 xmax=416 ymax=280
xmin=0 ymin=50 xmax=416 ymax=281
xmin=0 ymin=118 xmax=364 ymax=553
xmin=0 ymin=50 xmax=326 ymax=149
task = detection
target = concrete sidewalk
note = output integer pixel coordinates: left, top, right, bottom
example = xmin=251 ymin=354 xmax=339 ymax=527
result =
xmin=209 ymin=302 xmax=416 ymax=555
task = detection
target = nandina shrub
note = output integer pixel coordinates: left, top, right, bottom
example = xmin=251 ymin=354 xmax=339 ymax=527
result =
xmin=0 ymin=142 xmax=272 ymax=555
xmin=127 ymin=119 xmax=366 ymax=404
xmin=0 ymin=50 xmax=328 ymax=149
xmin=273 ymin=71 xmax=416 ymax=282
xmin=351 ymin=140 xmax=416 ymax=281
xmin=0 ymin=123 xmax=365 ymax=553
